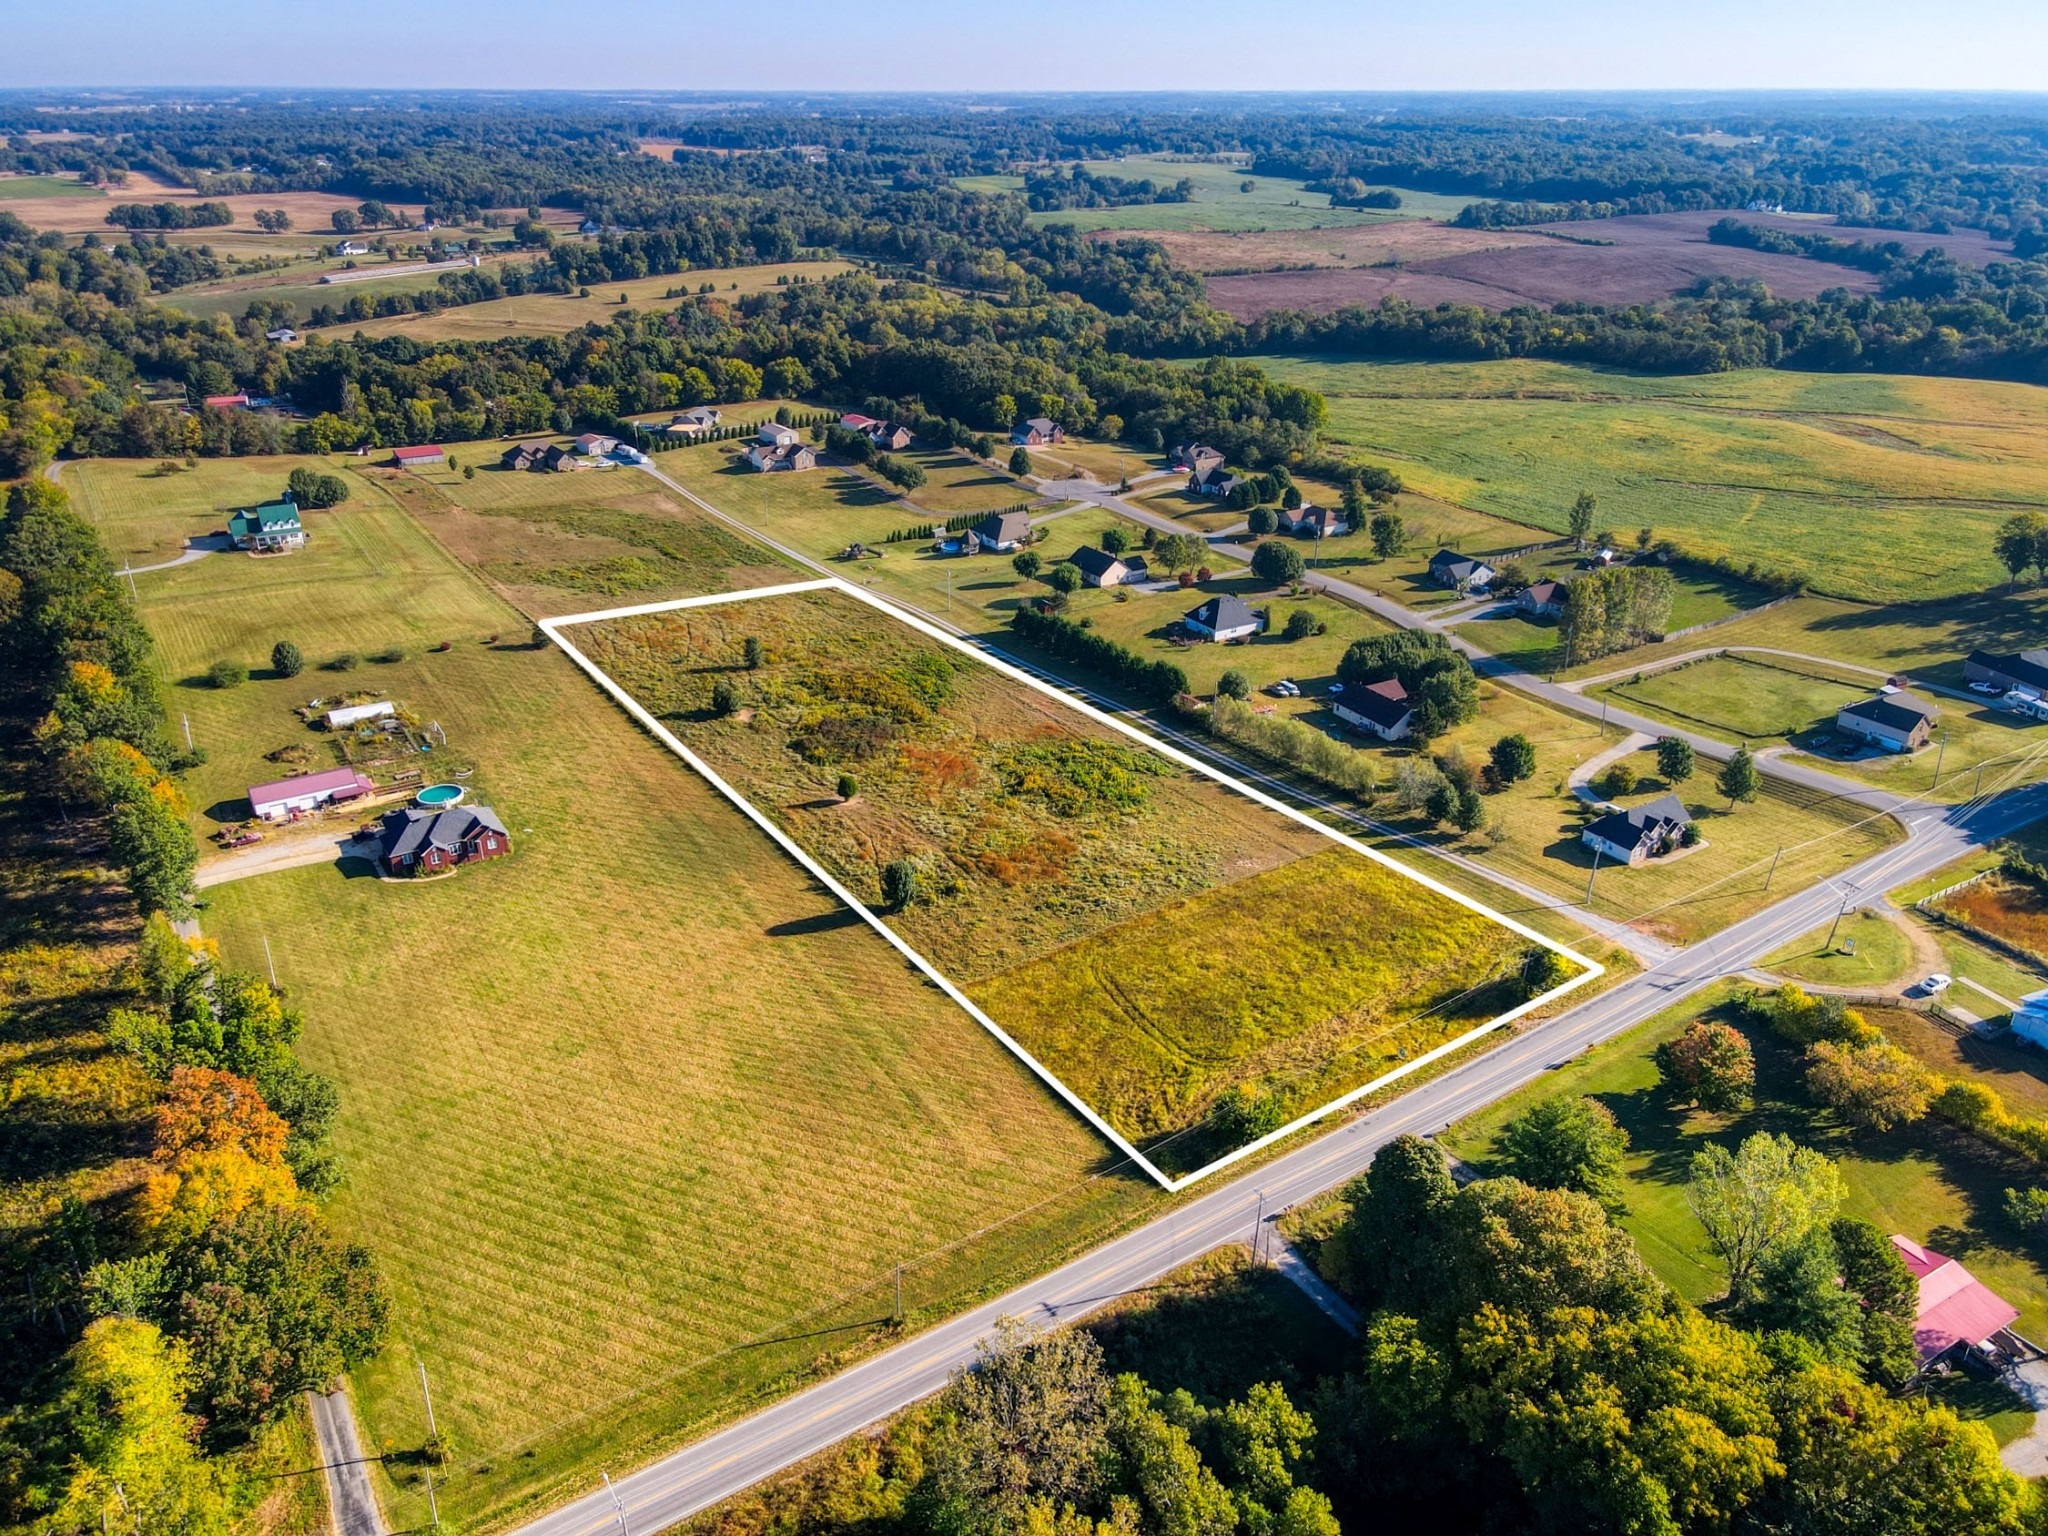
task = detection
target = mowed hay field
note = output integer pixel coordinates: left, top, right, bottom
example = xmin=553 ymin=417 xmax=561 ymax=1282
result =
xmin=63 ymin=457 xmax=510 ymax=677
xmin=319 ymin=259 xmax=855 ymax=341
xmin=988 ymin=158 xmax=1472 ymax=233
xmin=1248 ymin=355 xmax=2048 ymax=602
xmin=579 ymin=589 xmax=1540 ymax=1168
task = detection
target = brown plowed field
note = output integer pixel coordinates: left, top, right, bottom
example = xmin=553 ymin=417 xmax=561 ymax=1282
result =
xmin=1197 ymin=210 xmax=2017 ymax=319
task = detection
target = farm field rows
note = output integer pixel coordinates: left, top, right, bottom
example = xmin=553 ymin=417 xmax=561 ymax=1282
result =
xmin=574 ymin=587 xmax=1555 ymax=1173
xmin=1248 ymin=354 xmax=2048 ymax=602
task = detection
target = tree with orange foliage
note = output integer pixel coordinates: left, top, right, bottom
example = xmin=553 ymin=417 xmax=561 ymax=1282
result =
xmin=138 ymin=1067 xmax=302 ymax=1242
xmin=152 ymin=1066 xmax=290 ymax=1166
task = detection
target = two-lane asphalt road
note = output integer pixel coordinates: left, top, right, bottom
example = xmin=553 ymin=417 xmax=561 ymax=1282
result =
xmin=510 ymin=760 xmax=2048 ymax=1536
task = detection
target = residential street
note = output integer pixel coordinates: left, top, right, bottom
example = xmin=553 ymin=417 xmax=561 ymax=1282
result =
xmin=309 ymin=1386 xmax=388 ymax=1536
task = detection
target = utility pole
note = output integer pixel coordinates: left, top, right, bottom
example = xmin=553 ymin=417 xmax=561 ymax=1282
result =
xmin=602 ymin=1473 xmax=628 ymax=1536
xmin=1826 ymin=898 xmax=1850 ymax=949
xmin=1250 ymin=1190 xmax=1265 ymax=1264
xmin=418 ymin=1359 xmax=438 ymax=1444
xmin=423 ymin=1467 xmax=440 ymax=1529
xmin=1585 ymin=843 xmax=1603 ymax=904
xmin=894 ymin=1263 xmax=903 ymax=1324
xmin=1763 ymin=844 xmax=1783 ymax=892
xmin=182 ymin=713 xmax=194 ymax=752
xmin=262 ymin=935 xmax=279 ymax=989
xmin=1933 ymin=733 xmax=1947 ymax=788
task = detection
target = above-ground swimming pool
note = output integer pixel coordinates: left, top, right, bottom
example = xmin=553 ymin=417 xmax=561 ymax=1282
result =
xmin=415 ymin=783 xmax=465 ymax=809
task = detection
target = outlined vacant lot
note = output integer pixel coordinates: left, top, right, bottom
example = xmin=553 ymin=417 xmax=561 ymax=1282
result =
xmin=544 ymin=577 xmax=1600 ymax=1189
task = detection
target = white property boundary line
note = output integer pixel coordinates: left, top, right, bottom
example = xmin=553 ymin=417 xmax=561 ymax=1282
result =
xmin=541 ymin=576 xmax=1604 ymax=1192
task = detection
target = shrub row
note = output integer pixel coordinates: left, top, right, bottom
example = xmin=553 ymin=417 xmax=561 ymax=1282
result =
xmin=1204 ymin=694 xmax=1378 ymax=798
xmin=1010 ymin=606 xmax=1187 ymax=705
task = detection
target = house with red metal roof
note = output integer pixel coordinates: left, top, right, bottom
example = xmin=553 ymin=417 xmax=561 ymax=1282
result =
xmin=1891 ymin=1233 xmax=2023 ymax=1368
xmin=203 ymin=393 xmax=251 ymax=411
xmin=390 ymin=444 xmax=446 ymax=470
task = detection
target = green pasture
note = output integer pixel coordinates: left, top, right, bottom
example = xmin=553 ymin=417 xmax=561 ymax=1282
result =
xmin=997 ymin=158 xmax=1472 ymax=233
xmin=0 ymin=174 xmax=99 ymax=198
xmin=1250 ymin=355 xmax=2048 ymax=603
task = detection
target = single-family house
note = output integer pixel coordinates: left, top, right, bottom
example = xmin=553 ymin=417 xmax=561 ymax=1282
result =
xmin=1519 ymin=580 xmax=1567 ymax=618
xmin=663 ymin=406 xmax=722 ymax=435
xmin=390 ymin=444 xmax=446 ymax=470
xmin=744 ymin=441 xmax=817 ymax=472
xmin=499 ymin=442 xmax=548 ymax=471
xmin=1332 ymin=678 xmax=1414 ymax=742
xmin=839 ymin=412 xmax=884 ymax=433
xmin=1188 ymin=460 xmax=1241 ymax=499
xmin=1067 ymin=545 xmax=1134 ymax=588
xmin=225 ymin=498 xmax=305 ymax=553
xmin=1276 ymin=503 xmax=1346 ymax=539
xmin=1965 ymin=649 xmax=2048 ymax=696
xmin=573 ymin=433 xmax=620 ymax=458
xmin=1427 ymin=549 xmax=1498 ymax=592
xmin=325 ymin=701 xmax=395 ymax=731
xmin=1890 ymin=1234 xmax=2023 ymax=1369
xmin=757 ymin=421 xmax=801 ymax=447
xmin=1836 ymin=689 xmax=1939 ymax=753
xmin=265 ymin=327 xmax=298 ymax=344
xmin=538 ymin=444 xmax=579 ymax=472
xmin=964 ymin=511 xmax=1031 ymax=554
xmin=334 ymin=240 xmax=369 ymax=256
xmin=1170 ymin=443 xmax=1224 ymax=475
xmin=203 ymin=393 xmax=251 ymax=411
xmin=579 ymin=217 xmax=603 ymax=235
xmin=373 ymin=803 xmax=512 ymax=876
xmin=247 ymin=766 xmax=374 ymax=821
xmin=869 ymin=422 xmax=914 ymax=451
xmin=1183 ymin=593 xmax=1263 ymax=643
xmin=1011 ymin=417 xmax=1064 ymax=446
xmin=1581 ymin=793 xmax=1692 ymax=867
xmin=2011 ymin=988 xmax=2048 ymax=1049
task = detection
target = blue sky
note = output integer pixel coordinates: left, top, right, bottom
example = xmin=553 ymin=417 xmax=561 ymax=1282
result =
xmin=7 ymin=0 xmax=2048 ymax=92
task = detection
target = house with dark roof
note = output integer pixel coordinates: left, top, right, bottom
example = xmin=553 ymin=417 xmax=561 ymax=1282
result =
xmin=1891 ymin=1234 xmax=2023 ymax=1369
xmin=1836 ymin=689 xmax=1939 ymax=753
xmin=1067 ymin=545 xmax=1134 ymax=588
xmin=1011 ymin=417 xmax=1064 ymax=446
xmin=226 ymin=498 xmax=305 ymax=553
xmin=1582 ymin=793 xmax=1692 ymax=867
xmin=1519 ymin=579 xmax=1568 ymax=618
xmin=1428 ymin=549 xmax=1498 ymax=592
xmin=1966 ymin=649 xmax=2048 ymax=696
xmin=1276 ymin=502 xmax=1346 ymax=539
xmin=1187 ymin=460 xmax=1241 ymax=499
xmin=963 ymin=511 xmax=1031 ymax=554
xmin=1332 ymin=678 xmax=1414 ymax=742
xmin=744 ymin=441 xmax=817 ymax=472
xmin=373 ymin=803 xmax=511 ymax=877
xmin=1183 ymin=593 xmax=1262 ymax=643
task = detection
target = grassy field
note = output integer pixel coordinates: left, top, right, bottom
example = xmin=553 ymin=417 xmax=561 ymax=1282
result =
xmin=315 ymin=259 xmax=854 ymax=341
xmin=991 ymin=158 xmax=1473 ymax=233
xmin=63 ymin=457 xmax=510 ymax=708
xmin=579 ymin=588 xmax=1541 ymax=1168
xmin=0 ymin=173 xmax=99 ymax=197
xmin=1935 ymin=878 xmax=2048 ymax=969
xmin=1603 ymin=654 xmax=1869 ymax=741
xmin=1442 ymin=983 xmax=2048 ymax=1367
xmin=1760 ymin=909 xmax=1915 ymax=988
xmin=1250 ymin=355 xmax=2048 ymax=603
xmin=194 ymin=626 xmax=1162 ymax=1534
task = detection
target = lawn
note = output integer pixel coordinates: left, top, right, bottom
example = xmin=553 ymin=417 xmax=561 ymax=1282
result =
xmin=1441 ymin=983 xmax=2048 ymax=1370
xmin=1249 ymin=355 xmax=2048 ymax=603
xmin=196 ymin=636 xmax=1160 ymax=1535
xmin=315 ymin=259 xmax=853 ymax=340
xmin=1010 ymin=158 xmax=1472 ymax=233
xmin=577 ymin=587 xmax=1547 ymax=1171
xmin=1601 ymin=654 xmax=1868 ymax=742
xmin=1760 ymin=908 xmax=1914 ymax=989
xmin=63 ymin=456 xmax=509 ymax=698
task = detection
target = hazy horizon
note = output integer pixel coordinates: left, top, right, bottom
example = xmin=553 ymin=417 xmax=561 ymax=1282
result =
xmin=8 ymin=0 xmax=2048 ymax=95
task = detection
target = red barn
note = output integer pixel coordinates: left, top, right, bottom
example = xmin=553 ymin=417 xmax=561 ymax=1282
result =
xmin=390 ymin=444 xmax=447 ymax=470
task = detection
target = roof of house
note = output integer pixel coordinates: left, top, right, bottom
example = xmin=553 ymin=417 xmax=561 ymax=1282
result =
xmin=972 ymin=511 xmax=1031 ymax=545
xmin=1971 ymin=648 xmax=2048 ymax=692
xmin=202 ymin=393 xmax=250 ymax=408
xmin=1840 ymin=691 xmax=1939 ymax=734
xmin=1891 ymin=1234 xmax=2021 ymax=1362
xmin=1524 ymin=580 xmax=1566 ymax=605
xmin=675 ymin=405 xmax=720 ymax=423
xmin=248 ymin=766 xmax=371 ymax=807
xmin=759 ymin=421 xmax=800 ymax=443
xmin=1583 ymin=792 xmax=1692 ymax=854
xmin=839 ymin=412 xmax=882 ymax=430
xmin=1338 ymin=680 xmax=1413 ymax=730
xmin=1429 ymin=548 xmax=1496 ymax=582
xmin=1174 ymin=442 xmax=1223 ymax=465
xmin=747 ymin=441 xmax=813 ymax=467
xmin=574 ymin=433 xmax=616 ymax=451
xmin=1022 ymin=417 xmax=1058 ymax=434
xmin=1067 ymin=545 xmax=1126 ymax=579
xmin=377 ymin=804 xmax=509 ymax=863
xmin=1185 ymin=593 xmax=1259 ymax=633
xmin=1189 ymin=460 xmax=1234 ymax=487
xmin=391 ymin=444 xmax=444 ymax=461
xmin=228 ymin=499 xmax=301 ymax=534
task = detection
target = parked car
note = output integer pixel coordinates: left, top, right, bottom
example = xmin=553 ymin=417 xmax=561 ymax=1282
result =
xmin=1919 ymin=972 xmax=1953 ymax=995
xmin=1270 ymin=680 xmax=1300 ymax=698
xmin=1969 ymin=680 xmax=2003 ymax=695
xmin=1328 ymin=681 xmax=1345 ymax=695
